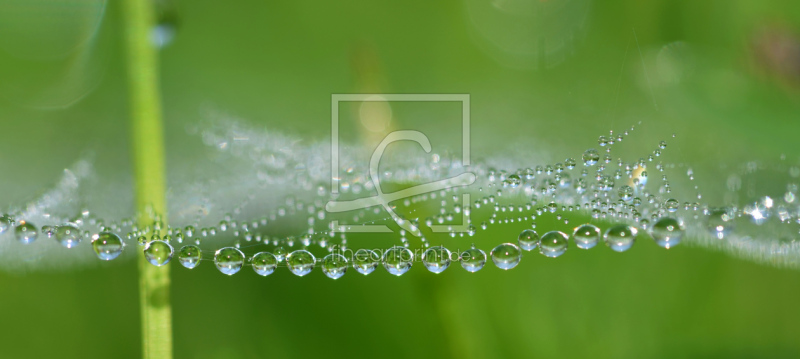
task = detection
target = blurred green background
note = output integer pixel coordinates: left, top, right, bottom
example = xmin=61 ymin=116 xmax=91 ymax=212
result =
xmin=2 ymin=0 xmax=800 ymax=358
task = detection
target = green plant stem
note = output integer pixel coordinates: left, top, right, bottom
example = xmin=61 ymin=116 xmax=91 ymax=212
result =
xmin=122 ymin=0 xmax=172 ymax=358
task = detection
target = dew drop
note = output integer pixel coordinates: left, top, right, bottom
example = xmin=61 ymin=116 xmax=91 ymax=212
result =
xmin=0 ymin=214 xmax=12 ymax=234
xmin=422 ymin=246 xmax=451 ymax=274
xmin=273 ymin=246 xmax=287 ymax=262
xmin=583 ymin=149 xmax=600 ymax=166
xmin=651 ymin=217 xmax=683 ymax=249
xmin=92 ymin=232 xmax=125 ymax=261
xmin=286 ymin=250 xmax=316 ymax=277
xmin=144 ymin=240 xmax=174 ymax=266
xmin=491 ymin=243 xmax=521 ymax=270
xmin=214 ymin=247 xmax=245 ymax=275
xmin=572 ymin=224 xmax=600 ymax=249
xmin=665 ymin=198 xmax=679 ymax=212
xmin=55 ymin=224 xmax=82 ymax=248
xmin=15 ymin=221 xmax=38 ymax=244
xmin=603 ymin=225 xmax=638 ymax=252
xmin=321 ymin=253 xmax=348 ymax=279
xmin=353 ymin=249 xmax=379 ymax=275
xmin=382 ymin=246 xmax=413 ymax=276
xmin=178 ymin=245 xmax=202 ymax=269
xmin=460 ymin=247 xmax=487 ymax=272
xmin=539 ymin=231 xmax=568 ymax=258
xmin=517 ymin=229 xmax=540 ymax=251
xmin=707 ymin=209 xmax=734 ymax=239
xmin=251 ymin=252 xmax=278 ymax=276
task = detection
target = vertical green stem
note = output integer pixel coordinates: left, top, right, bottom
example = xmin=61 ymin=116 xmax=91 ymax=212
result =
xmin=122 ymin=0 xmax=173 ymax=358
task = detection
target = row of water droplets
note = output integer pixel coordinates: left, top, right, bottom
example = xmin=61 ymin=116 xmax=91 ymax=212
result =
xmin=2 ymin=117 xmax=799 ymax=274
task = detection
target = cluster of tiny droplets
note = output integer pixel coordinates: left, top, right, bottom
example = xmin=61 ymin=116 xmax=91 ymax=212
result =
xmin=2 ymin=125 xmax=800 ymax=277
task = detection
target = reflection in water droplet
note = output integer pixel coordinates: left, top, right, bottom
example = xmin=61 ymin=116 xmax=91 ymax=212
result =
xmin=651 ymin=217 xmax=684 ymax=249
xmin=55 ymin=224 xmax=82 ymax=248
xmin=322 ymin=253 xmax=348 ymax=279
xmin=422 ymin=246 xmax=452 ymax=274
xmin=383 ymin=246 xmax=413 ymax=276
xmin=603 ymin=225 xmax=638 ymax=252
xmin=0 ymin=214 xmax=13 ymax=234
xmin=144 ymin=240 xmax=174 ymax=266
xmin=178 ymin=245 xmax=202 ymax=269
xmin=353 ymin=249 xmax=379 ymax=275
xmin=572 ymin=224 xmax=600 ymax=249
xmin=15 ymin=222 xmax=38 ymax=244
xmin=539 ymin=231 xmax=568 ymax=258
xmin=252 ymin=252 xmax=278 ymax=276
xmin=92 ymin=232 xmax=124 ymax=260
xmin=214 ymin=247 xmax=244 ymax=275
xmin=518 ymin=229 xmax=540 ymax=251
xmin=460 ymin=247 xmax=487 ymax=272
xmin=286 ymin=250 xmax=316 ymax=277
xmin=491 ymin=243 xmax=521 ymax=270
xmin=707 ymin=209 xmax=734 ymax=239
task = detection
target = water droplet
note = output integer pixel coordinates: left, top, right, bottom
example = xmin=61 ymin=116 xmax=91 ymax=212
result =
xmin=144 ymin=240 xmax=174 ymax=266
xmin=321 ymin=253 xmax=348 ymax=279
xmin=539 ymin=231 xmax=568 ymax=257
xmin=518 ymin=229 xmax=540 ymax=251
xmin=651 ymin=217 xmax=683 ymax=248
xmin=273 ymin=246 xmax=287 ymax=261
xmin=382 ymin=246 xmax=413 ymax=276
xmin=353 ymin=249 xmax=379 ymax=275
xmin=286 ymin=250 xmax=316 ymax=276
xmin=214 ymin=247 xmax=244 ymax=275
xmin=707 ymin=209 xmax=734 ymax=239
xmin=572 ymin=224 xmax=600 ymax=249
xmin=460 ymin=247 xmax=487 ymax=272
xmin=603 ymin=225 xmax=638 ymax=252
xmin=422 ymin=246 xmax=451 ymax=273
xmin=583 ymin=149 xmax=600 ymax=166
xmin=55 ymin=224 xmax=82 ymax=248
xmin=618 ymin=185 xmax=633 ymax=202
xmin=491 ymin=243 xmax=521 ymax=270
xmin=504 ymin=174 xmax=521 ymax=188
xmin=42 ymin=225 xmax=55 ymax=238
xmin=92 ymin=232 xmax=125 ymax=260
xmin=0 ymin=214 xmax=12 ymax=234
xmin=178 ymin=245 xmax=202 ymax=269
xmin=15 ymin=221 xmax=38 ymax=244
xmin=252 ymin=252 xmax=278 ymax=276
xmin=665 ymin=198 xmax=679 ymax=212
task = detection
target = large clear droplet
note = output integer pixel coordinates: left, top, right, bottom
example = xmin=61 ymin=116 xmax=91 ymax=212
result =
xmin=286 ymin=250 xmax=316 ymax=276
xmin=321 ymin=253 xmax=348 ymax=279
xmin=352 ymin=249 xmax=379 ymax=275
xmin=460 ymin=247 xmax=486 ymax=272
xmin=572 ymin=223 xmax=600 ymax=249
xmin=214 ymin=247 xmax=244 ymax=275
xmin=603 ymin=225 xmax=638 ymax=252
xmin=518 ymin=229 xmax=540 ymax=251
xmin=422 ymin=246 xmax=451 ymax=274
xmin=178 ymin=245 xmax=202 ymax=269
xmin=92 ymin=232 xmax=125 ymax=261
xmin=539 ymin=231 xmax=568 ymax=258
xmin=651 ymin=217 xmax=683 ymax=249
xmin=251 ymin=252 xmax=278 ymax=276
xmin=55 ymin=224 xmax=82 ymax=248
xmin=144 ymin=240 xmax=174 ymax=266
xmin=382 ymin=246 xmax=413 ymax=276
xmin=491 ymin=243 xmax=521 ymax=270
xmin=15 ymin=221 xmax=38 ymax=244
